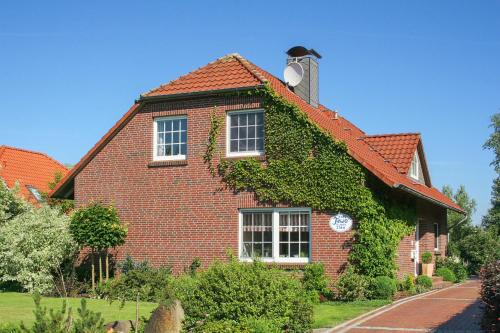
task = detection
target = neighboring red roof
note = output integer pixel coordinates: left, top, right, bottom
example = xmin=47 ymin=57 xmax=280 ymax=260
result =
xmin=50 ymin=54 xmax=464 ymax=213
xmin=0 ymin=145 xmax=68 ymax=202
xmin=363 ymin=133 xmax=420 ymax=174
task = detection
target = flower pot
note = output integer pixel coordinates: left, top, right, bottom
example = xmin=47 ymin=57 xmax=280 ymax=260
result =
xmin=422 ymin=263 xmax=434 ymax=277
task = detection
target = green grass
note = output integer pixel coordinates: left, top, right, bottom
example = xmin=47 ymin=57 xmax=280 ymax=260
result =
xmin=313 ymin=299 xmax=390 ymax=329
xmin=0 ymin=292 xmax=157 ymax=327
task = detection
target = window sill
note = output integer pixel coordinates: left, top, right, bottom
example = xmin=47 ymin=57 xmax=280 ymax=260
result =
xmin=223 ymin=155 xmax=266 ymax=162
xmin=148 ymin=160 xmax=188 ymax=168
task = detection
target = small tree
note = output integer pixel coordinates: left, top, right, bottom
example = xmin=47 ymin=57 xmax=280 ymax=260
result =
xmin=69 ymin=202 xmax=127 ymax=290
xmin=41 ymin=171 xmax=75 ymax=214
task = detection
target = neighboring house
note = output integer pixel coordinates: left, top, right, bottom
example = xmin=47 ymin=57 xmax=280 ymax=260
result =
xmin=0 ymin=145 xmax=68 ymax=204
xmin=51 ymin=48 xmax=463 ymax=277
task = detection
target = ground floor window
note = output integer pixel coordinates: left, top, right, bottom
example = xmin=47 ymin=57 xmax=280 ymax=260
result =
xmin=239 ymin=208 xmax=311 ymax=263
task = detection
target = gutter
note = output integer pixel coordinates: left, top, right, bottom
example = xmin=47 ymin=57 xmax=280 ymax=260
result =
xmin=393 ymin=183 xmax=465 ymax=214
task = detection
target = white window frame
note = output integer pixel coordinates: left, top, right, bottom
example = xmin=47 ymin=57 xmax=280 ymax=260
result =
xmin=409 ymin=152 xmax=420 ymax=180
xmin=434 ymin=223 xmax=439 ymax=251
xmin=238 ymin=208 xmax=311 ymax=264
xmin=226 ymin=109 xmax=265 ymax=158
xmin=153 ymin=115 xmax=187 ymax=161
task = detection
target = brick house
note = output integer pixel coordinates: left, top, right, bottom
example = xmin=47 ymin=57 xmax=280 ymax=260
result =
xmin=51 ymin=48 xmax=463 ymax=277
xmin=0 ymin=145 xmax=68 ymax=204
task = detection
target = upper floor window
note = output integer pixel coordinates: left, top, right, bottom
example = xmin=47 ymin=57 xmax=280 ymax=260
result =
xmin=227 ymin=110 xmax=264 ymax=157
xmin=153 ymin=116 xmax=187 ymax=161
xmin=409 ymin=152 xmax=421 ymax=180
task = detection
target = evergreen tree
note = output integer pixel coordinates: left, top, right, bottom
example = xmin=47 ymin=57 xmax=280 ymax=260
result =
xmin=483 ymin=113 xmax=500 ymax=235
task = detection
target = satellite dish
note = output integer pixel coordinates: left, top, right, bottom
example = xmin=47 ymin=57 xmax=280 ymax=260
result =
xmin=284 ymin=62 xmax=304 ymax=87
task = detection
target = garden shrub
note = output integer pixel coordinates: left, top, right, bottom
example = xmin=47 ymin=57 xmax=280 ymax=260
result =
xmin=174 ymin=260 xmax=313 ymax=332
xmin=332 ymin=267 xmax=369 ymax=301
xmin=0 ymin=181 xmax=28 ymax=226
xmin=436 ymin=257 xmax=468 ymax=282
xmin=97 ymin=260 xmax=172 ymax=302
xmin=0 ymin=205 xmax=77 ymax=294
xmin=421 ymin=251 xmax=432 ymax=264
xmin=369 ymin=276 xmax=397 ymax=300
xmin=0 ymin=324 xmax=22 ymax=333
xmin=435 ymin=267 xmax=457 ymax=282
xmin=302 ymin=262 xmax=330 ymax=302
xmin=399 ymin=274 xmax=416 ymax=294
xmin=415 ymin=275 xmax=433 ymax=289
xmin=480 ymin=260 xmax=500 ymax=327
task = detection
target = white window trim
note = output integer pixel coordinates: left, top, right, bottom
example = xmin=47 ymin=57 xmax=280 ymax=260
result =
xmin=409 ymin=152 xmax=420 ymax=180
xmin=434 ymin=223 xmax=440 ymax=251
xmin=226 ymin=109 xmax=265 ymax=158
xmin=153 ymin=115 xmax=187 ymax=161
xmin=238 ymin=207 xmax=311 ymax=264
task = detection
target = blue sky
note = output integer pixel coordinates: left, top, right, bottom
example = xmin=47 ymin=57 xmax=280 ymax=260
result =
xmin=1 ymin=1 xmax=498 ymax=223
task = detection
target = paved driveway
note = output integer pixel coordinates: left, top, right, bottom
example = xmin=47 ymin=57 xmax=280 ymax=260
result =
xmin=333 ymin=280 xmax=484 ymax=333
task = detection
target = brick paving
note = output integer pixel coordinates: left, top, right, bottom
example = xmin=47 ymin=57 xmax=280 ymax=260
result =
xmin=332 ymin=280 xmax=484 ymax=333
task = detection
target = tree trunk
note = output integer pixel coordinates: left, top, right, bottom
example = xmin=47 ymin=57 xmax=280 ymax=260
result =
xmin=91 ymin=249 xmax=95 ymax=291
xmin=99 ymin=252 xmax=103 ymax=284
xmin=105 ymin=249 xmax=109 ymax=282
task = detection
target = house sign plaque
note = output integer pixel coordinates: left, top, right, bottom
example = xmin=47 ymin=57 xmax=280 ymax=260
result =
xmin=329 ymin=213 xmax=353 ymax=233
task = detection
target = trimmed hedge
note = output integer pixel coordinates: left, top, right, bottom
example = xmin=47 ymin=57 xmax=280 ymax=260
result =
xmin=435 ymin=267 xmax=456 ymax=282
xmin=370 ymin=276 xmax=397 ymax=300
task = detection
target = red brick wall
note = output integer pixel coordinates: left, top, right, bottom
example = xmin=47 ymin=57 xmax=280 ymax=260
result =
xmin=396 ymin=199 xmax=448 ymax=277
xmin=75 ymin=95 xmax=446 ymax=278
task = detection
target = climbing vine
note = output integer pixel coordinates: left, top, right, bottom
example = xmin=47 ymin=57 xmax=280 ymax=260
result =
xmin=203 ymin=108 xmax=223 ymax=177
xmin=208 ymin=84 xmax=415 ymax=277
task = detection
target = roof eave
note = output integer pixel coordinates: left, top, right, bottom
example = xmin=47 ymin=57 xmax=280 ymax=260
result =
xmin=393 ymin=183 xmax=465 ymax=214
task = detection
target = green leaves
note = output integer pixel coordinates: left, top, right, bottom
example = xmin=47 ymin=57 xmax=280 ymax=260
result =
xmin=215 ymin=86 xmax=415 ymax=278
xmin=69 ymin=202 xmax=127 ymax=251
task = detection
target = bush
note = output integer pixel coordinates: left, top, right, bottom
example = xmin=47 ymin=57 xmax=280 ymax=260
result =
xmin=415 ymin=275 xmax=433 ymax=289
xmin=480 ymin=260 xmax=500 ymax=329
xmin=399 ymin=274 xmax=416 ymax=294
xmin=421 ymin=251 xmax=432 ymax=264
xmin=455 ymin=227 xmax=500 ymax=274
xmin=435 ymin=267 xmax=457 ymax=282
xmin=175 ymin=260 xmax=313 ymax=332
xmin=0 ymin=206 xmax=77 ymax=294
xmin=0 ymin=323 xmax=22 ymax=333
xmin=369 ymin=276 xmax=397 ymax=300
xmin=302 ymin=263 xmax=329 ymax=302
xmin=97 ymin=259 xmax=172 ymax=303
xmin=333 ymin=267 xmax=369 ymax=301
xmin=436 ymin=257 xmax=468 ymax=282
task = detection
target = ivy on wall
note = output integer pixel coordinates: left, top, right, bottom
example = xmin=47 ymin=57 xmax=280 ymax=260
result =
xmin=208 ymin=84 xmax=415 ymax=277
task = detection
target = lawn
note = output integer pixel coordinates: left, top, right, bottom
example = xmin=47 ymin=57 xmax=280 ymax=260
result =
xmin=0 ymin=292 xmax=157 ymax=327
xmin=313 ymin=299 xmax=390 ymax=328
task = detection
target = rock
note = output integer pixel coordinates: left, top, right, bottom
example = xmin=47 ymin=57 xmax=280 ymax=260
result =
xmin=104 ymin=320 xmax=136 ymax=333
xmin=144 ymin=300 xmax=184 ymax=333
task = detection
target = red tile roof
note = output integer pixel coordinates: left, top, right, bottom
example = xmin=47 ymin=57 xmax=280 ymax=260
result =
xmin=0 ymin=146 xmax=68 ymax=202
xmin=50 ymin=54 xmax=463 ymax=213
xmin=363 ymin=133 xmax=421 ymax=174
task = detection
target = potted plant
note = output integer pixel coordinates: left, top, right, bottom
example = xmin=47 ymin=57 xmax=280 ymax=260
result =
xmin=421 ymin=251 xmax=434 ymax=277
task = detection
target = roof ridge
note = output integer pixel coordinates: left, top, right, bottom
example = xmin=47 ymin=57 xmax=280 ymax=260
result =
xmin=364 ymin=132 xmax=420 ymax=138
xmin=0 ymin=145 xmax=68 ymax=170
xmin=230 ymin=53 xmax=268 ymax=84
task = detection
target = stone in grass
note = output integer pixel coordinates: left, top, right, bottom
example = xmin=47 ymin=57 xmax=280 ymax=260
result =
xmin=104 ymin=320 xmax=135 ymax=333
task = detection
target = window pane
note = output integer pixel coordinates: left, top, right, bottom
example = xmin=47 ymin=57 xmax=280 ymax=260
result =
xmin=166 ymin=120 xmax=172 ymax=131
xmin=290 ymin=243 xmax=300 ymax=257
xmin=242 ymin=243 xmax=252 ymax=258
xmin=165 ymin=145 xmax=172 ymax=155
xmin=239 ymin=114 xmax=247 ymax=126
xmin=301 ymin=214 xmax=309 ymax=226
xmin=157 ymin=145 xmax=165 ymax=156
xmin=264 ymin=229 xmax=272 ymax=242
xmin=243 ymin=231 xmax=252 ymax=242
xmin=254 ymin=231 xmax=262 ymax=242
xmin=181 ymin=131 xmax=187 ymax=143
xmin=256 ymin=125 xmax=264 ymax=138
xmin=230 ymin=140 xmax=238 ymax=152
xmin=230 ymin=127 xmax=238 ymax=140
xmin=254 ymin=213 xmax=262 ymax=226
xmin=290 ymin=230 xmax=299 ymax=242
xmin=239 ymin=139 xmax=247 ymax=151
xmin=180 ymin=143 xmax=187 ymax=155
xmin=173 ymin=120 xmax=179 ymax=131
xmin=166 ymin=133 xmax=172 ymax=144
xmin=280 ymin=243 xmax=289 ymax=257
xmin=173 ymin=145 xmax=179 ymax=155
xmin=243 ymin=214 xmax=252 ymax=226
xmin=247 ymin=139 xmax=255 ymax=151
xmin=173 ymin=132 xmax=179 ymax=143
xmin=256 ymin=112 xmax=264 ymax=125
xmin=256 ymin=138 xmax=264 ymax=151
xmin=180 ymin=119 xmax=187 ymax=130
xmin=300 ymin=230 xmax=309 ymax=242
xmin=158 ymin=121 xmax=165 ymax=132
xmin=158 ymin=133 xmax=164 ymax=144
xmin=280 ymin=214 xmax=288 ymax=226
xmin=263 ymin=243 xmax=273 ymax=258
xmin=248 ymin=113 xmax=255 ymax=125
xmin=248 ymin=126 xmax=255 ymax=139
xmin=280 ymin=231 xmax=288 ymax=241
xmin=239 ymin=127 xmax=247 ymax=139
xmin=300 ymin=243 xmax=309 ymax=258
xmin=253 ymin=243 xmax=262 ymax=257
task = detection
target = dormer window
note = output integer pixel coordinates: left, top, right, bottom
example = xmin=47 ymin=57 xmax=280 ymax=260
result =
xmin=409 ymin=152 xmax=420 ymax=181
